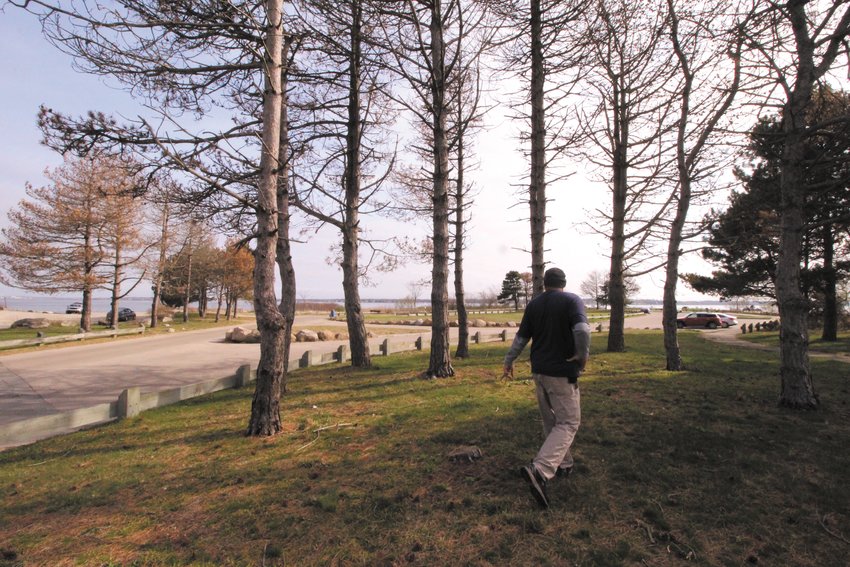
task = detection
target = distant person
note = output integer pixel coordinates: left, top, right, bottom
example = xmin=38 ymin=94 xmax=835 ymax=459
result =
xmin=330 ymin=309 xmax=337 ymax=319
xmin=503 ymin=267 xmax=591 ymax=509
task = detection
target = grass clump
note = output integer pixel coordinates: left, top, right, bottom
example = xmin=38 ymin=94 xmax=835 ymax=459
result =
xmin=1 ymin=331 xmax=849 ymax=565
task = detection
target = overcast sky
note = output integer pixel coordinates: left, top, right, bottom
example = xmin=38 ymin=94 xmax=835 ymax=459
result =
xmin=0 ymin=6 xmax=724 ymax=303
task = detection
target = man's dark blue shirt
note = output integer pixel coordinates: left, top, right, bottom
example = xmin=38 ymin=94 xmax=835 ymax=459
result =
xmin=517 ymin=290 xmax=588 ymax=378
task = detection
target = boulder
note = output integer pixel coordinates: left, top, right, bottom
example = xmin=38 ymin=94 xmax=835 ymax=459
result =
xmin=414 ymin=319 xmax=425 ymax=326
xmin=423 ymin=318 xmax=432 ymax=326
xmin=334 ymin=332 xmax=349 ymax=340
xmin=296 ymin=329 xmax=320 ymax=342
xmin=472 ymin=319 xmax=488 ymax=328
xmin=449 ymin=320 xmax=459 ymax=327
xmin=506 ymin=321 xmax=517 ymax=328
xmin=161 ymin=316 xmax=173 ymax=323
xmin=11 ymin=318 xmax=51 ymax=329
xmin=317 ymin=330 xmax=335 ymax=341
xmin=229 ymin=326 xmax=261 ymax=343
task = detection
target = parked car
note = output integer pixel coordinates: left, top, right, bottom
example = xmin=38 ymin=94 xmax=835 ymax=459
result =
xmin=65 ymin=302 xmax=83 ymax=314
xmin=716 ymin=313 xmax=738 ymax=328
xmin=106 ymin=307 xmax=136 ymax=322
xmin=676 ymin=312 xmax=723 ymax=329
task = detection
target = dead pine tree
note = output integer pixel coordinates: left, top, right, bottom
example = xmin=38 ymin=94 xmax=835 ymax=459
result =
xmin=574 ymin=0 xmax=679 ymax=353
xmin=494 ymin=0 xmax=588 ymax=298
xmin=380 ymin=0 xmax=494 ymax=375
xmin=661 ymin=0 xmax=744 ymax=371
xmin=289 ymin=0 xmax=399 ymax=369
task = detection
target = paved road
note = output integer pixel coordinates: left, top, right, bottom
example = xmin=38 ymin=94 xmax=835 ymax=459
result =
xmin=0 ymin=316 xmax=366 ymax=426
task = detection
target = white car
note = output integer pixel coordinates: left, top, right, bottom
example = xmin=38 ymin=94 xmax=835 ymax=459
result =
xmin=65 ymin=302 xmax=83 ymax=314
xmin=716 ymin=313 xmax=738 ymax=328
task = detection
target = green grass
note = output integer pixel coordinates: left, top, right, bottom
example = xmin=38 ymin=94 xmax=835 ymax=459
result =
xmin=0 ymin=323 xmax=83 ymax=340
xmin=740 ymin=330 xmax=850 ymax=355
xmin=2 ymin=331 xmax=849 ymax=565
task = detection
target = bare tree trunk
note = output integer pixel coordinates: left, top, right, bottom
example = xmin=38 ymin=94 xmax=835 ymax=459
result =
xmin=247 ymin=0 xmax=287 ymax=436
xmin=150 ymin=200 xmax=170 ymax=328
xmin=454 ymin=132 xmax=469 ymax=359
xmin=427 ymin=3 xmax=454 ymax=378
xmin=109 ymin=243 xmax=122 ymax=328
xmin=528 ymin=0 xmax=546 ymax=299
xmin=342 ymin=2 xmax=371 ymax=368
xmin=198 ymin=286 xmax=207 ymax=319
xmin=80 ymin=226 xmax=95 ymax=332
xmin=822 ymin=222 xmax=837 ymax=341
xmin=214 ymin=287 xmax=224 ymax=322
xmin=342 ymin=227 xmax=370 ymax=366
xmin=777 ymin=99 xmax=816 ymax=407
xmin=607 ymin=81 xmax=628 ymax=353
xmin=182 ymin=242 xmax=192 ymax=324
xmin=775 ymin=3 xmax=821 ymax=409
xmin=81 ymin=286 xmax=93 ymax=332
xmin=276 ymin=35 xmax=297 ymax=387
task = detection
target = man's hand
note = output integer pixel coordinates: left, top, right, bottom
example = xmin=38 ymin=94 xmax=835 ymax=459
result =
xmin=502 ymin=363 xmax=514 ymax=379
xmin=567 ymin=355 xmax=588 ymax=372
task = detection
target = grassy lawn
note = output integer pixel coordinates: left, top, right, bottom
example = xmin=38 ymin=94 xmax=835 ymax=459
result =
xmin=2 ymin=331 xmax=849 ymax=565
xmin=740 ymin=330 xmax=850 ymax=355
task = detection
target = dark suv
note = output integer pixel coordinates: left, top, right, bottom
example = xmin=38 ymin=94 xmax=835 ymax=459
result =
xmin=676 ymin=312 xmax=723 ymax=329
xmin=106 ymin=308 xmax=136 ymax=322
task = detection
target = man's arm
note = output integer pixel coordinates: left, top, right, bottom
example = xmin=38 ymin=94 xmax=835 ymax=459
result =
xmin=503 ymin=334 xmax=530 ymax=377
xmin=568 ymin=322 xmax=591 ymax=371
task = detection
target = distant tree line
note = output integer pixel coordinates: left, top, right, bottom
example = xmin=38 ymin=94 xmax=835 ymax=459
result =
xmin=0 ymin=155 xmax=254 ymax=331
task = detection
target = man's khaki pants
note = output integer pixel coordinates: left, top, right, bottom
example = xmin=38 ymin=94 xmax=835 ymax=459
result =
xmin=532 ymin=373 xmax=581 ymax=480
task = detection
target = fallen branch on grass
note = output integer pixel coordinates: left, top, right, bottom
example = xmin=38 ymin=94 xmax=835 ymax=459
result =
xmin=818 ymin=510 xmax=850 ymax=545
xmin=296 ymin=422 xmax=358 ymax=453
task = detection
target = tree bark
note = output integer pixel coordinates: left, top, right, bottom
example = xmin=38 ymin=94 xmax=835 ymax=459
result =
xmin=109 ymin=241 xmax=122 ymax=329
xmin=276 ymin=35 xmax=297 ymax=392
xmin=342 ymin=2 xmax=371 ymax=368
xmin=606 ymin=78 xmax=628 ymax=353
xmin=182 ymin=239 xmax=192 ymax=323
xmin=80 ymin=222 xmax=95 ymax=332
xmin=528 ymin=0 xmax=547 ymax=299
xmin=821 ymin=222 xmax=837 ymax=341
xmin=247 ymin=0 xmax=287 ymax=436
xmin=454 ymin=126 xmax=469 ymax=359
xmin=427 ymin=2 xmax=454 ymax=378
xmin=775 ymin=2 xmax=820 ymax=409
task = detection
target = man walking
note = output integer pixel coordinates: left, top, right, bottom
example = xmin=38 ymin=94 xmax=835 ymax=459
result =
xmin=503 ymin=267 xmax=591 ymax=508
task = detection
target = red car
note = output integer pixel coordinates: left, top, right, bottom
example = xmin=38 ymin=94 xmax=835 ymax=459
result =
xmin=677 ymin=312 xmax=723 ymax=329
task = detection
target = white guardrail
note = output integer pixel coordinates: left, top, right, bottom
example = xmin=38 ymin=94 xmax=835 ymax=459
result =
xmin=0 ymin=326 xmax=145 ymax=350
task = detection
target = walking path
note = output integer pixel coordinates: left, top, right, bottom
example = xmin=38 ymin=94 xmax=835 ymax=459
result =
xmin=703 ymin=325 xmax=850 ymax=364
